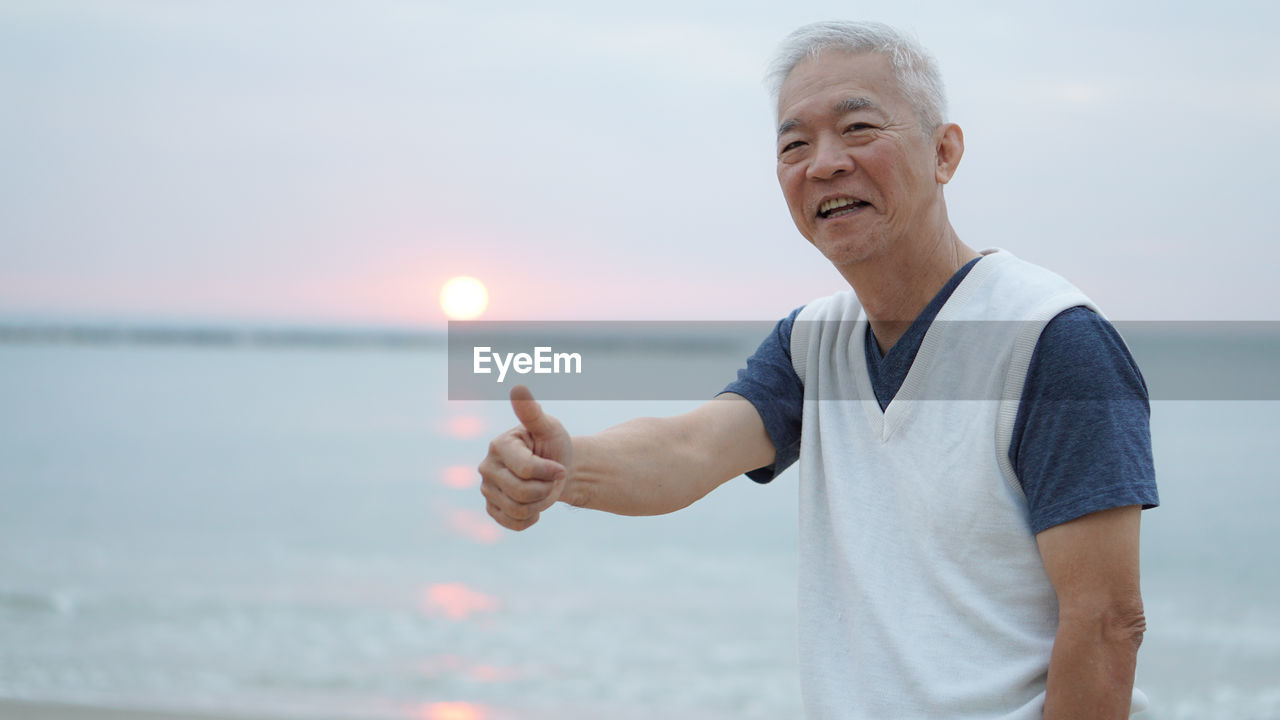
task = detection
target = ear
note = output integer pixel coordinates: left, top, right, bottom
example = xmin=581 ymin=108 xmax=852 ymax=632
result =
xmin=933 ymin=122 xmax=964 ymax=184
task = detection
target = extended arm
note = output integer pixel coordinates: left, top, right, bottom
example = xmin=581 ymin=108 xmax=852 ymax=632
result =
xmin=560 ymin=392 xmax=775 ymax=516
xmin=479 ymin=386 xmax=775 ymax=530
xmin=1037 ymin=505 xmax=1147 ymax=720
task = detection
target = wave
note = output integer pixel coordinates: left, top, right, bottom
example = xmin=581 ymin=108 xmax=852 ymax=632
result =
xmin=0 ymin=588 xmax=77 ymax=616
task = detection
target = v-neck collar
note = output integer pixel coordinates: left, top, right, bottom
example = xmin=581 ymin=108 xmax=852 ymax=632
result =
xmin=854 ymin=250 xmax=1011 ymax=441
xmin=864 ymin=255 xmax=984 ymax=410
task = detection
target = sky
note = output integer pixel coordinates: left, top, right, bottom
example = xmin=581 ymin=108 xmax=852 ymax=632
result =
xmin=1 ymin=0 xmax=1277 ymax=326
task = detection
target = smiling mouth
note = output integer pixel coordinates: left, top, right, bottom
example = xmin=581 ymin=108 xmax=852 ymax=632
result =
xmin=818 ymin=197 xmax=870 ymax=219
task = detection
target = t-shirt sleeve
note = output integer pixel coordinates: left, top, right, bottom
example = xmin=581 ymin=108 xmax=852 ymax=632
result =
xmin=1011 ymin=306 xmax=1160 ymax=534
xmin=718 ymin=306 xmax=806 ymax=483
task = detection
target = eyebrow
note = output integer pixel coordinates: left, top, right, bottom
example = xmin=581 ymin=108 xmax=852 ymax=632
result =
xmin=835 ymin=96 xmax=874 ymax=114
xmin=776 ymin=96 xmax=877 ymax=139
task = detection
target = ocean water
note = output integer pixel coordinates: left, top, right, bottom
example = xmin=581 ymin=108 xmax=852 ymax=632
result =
xmin=0 ymin=341 xmax=1277 ymax=719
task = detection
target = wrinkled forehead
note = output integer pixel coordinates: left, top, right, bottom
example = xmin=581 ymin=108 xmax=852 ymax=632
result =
xmin=775 ymin=50 xmax=901 ymax=119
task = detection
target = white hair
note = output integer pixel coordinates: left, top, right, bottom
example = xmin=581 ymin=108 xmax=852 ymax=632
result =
xmin=767 ymin=20 xmax=948 ymax=131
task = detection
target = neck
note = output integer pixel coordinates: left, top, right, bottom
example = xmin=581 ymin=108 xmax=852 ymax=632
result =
xmin=838 ymin=221 xmax=980 ymax=355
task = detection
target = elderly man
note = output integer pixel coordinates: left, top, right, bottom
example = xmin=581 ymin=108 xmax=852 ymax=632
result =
xmin=478 ymin=20 xmax=1158 ymax=720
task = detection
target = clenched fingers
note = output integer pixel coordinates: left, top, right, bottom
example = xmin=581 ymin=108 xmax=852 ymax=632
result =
xmin=486 ymin=498 xmax=539 ymax=532
xmin=481 ymin=462 xmax=557 ymax=511
xmin=481 ymin=473 xmax=560 ymax=530
xmin=478 ymin=430 xmax=566 ymax=531
xmin=490 ymin=431 xmax=565 ymax=482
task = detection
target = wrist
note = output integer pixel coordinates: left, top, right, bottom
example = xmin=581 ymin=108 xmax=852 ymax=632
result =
xmin=557 ymin=437 xmax=590 ymax=508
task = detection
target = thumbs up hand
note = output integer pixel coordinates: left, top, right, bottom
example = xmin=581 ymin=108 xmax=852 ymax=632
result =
xmin=478 ymin=385 xmax=574 ymax=531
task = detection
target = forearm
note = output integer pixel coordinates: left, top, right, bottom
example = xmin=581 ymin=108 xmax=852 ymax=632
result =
xmin=559 ymin=394 xmax=775 ymax=516
xmin=560 ymin=415 xmax=729 ymax=516
xmin=1042 ymin=609 xmax=1145 ymax=719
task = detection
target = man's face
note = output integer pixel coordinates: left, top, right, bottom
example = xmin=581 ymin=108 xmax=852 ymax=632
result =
xmin=775 ymin=51 xmax=944 ymax=267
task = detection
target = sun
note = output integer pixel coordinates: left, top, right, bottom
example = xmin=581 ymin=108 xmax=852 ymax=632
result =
xmin=440 ymin=276 xmax=488 ymax=320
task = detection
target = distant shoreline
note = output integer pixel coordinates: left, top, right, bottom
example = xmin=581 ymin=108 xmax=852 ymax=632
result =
xmin=0 ymin=323 xmax=444 ymax=349
xmin=0 ymin=699 xmax=307 ymax=720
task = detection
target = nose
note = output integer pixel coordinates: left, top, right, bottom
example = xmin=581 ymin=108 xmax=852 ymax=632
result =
xmin=806 ymin=136 xmax=854 ymax=181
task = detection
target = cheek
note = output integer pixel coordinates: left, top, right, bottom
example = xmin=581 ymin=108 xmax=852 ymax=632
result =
xmin=777 ymin=167 xmax=807 ymax=214
xmin=776 ymin=163 xmax=793 ymax=190
xmin=855 ymin=151 xmax=896 ymax=187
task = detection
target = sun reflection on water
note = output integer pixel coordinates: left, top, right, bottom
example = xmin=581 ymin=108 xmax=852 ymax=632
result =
xmin=441 ymin=465 xmax=479 ymax=489
xmin=419 ymin=582 xmax=500 ymax=621
xmin=420 ymin=655 xmax=524 ymax=684
xmin=414 ymin=701 xmax=490 ymax=720
xmin=441 ymin=414 xmax=487 ymax=439
xmin=445 ymin=507 xmax=502 ymax=544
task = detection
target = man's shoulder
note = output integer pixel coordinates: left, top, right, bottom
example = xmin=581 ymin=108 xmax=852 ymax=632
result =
xmin=1031 ymin=306 xmax=1147 ymax=400
xmin=794 ymin=288 xmax=860 ymax=322
xmin=941 ymin=250 xmax=1098 ymax=335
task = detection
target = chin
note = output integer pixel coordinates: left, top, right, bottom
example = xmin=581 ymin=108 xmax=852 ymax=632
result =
xmin=812 ymin=233 xmax=887 ymax=267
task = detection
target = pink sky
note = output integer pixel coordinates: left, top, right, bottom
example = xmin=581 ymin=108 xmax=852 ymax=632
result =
xmin=2 ymin=3 xmax=1276 ymax=325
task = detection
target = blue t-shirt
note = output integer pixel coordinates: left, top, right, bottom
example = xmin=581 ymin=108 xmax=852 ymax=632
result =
xmin=721 ymin=257 xmax=1159 ymax=534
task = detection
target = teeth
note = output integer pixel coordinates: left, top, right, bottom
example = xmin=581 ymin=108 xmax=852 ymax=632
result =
xmin=820 ymin=197 xmax=858 ymax=215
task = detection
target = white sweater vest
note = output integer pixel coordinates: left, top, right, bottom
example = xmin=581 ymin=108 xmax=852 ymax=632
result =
xmin=788 ymin=249 xmax=1147 ymax=719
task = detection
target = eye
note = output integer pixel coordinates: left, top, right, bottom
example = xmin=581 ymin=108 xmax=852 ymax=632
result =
xmin=844 ymin=123 xmax=874 ymax=133
xmin=779 ymin=140 xmax=806 ymax=155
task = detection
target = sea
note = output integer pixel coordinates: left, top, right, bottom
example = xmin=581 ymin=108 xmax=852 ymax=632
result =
xmin=0 ymin=328 xmax=1277 ymax=720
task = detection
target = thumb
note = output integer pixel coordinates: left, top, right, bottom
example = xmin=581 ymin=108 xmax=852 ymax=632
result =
xmin=510 ymin=385 xmax=557 ymax=437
